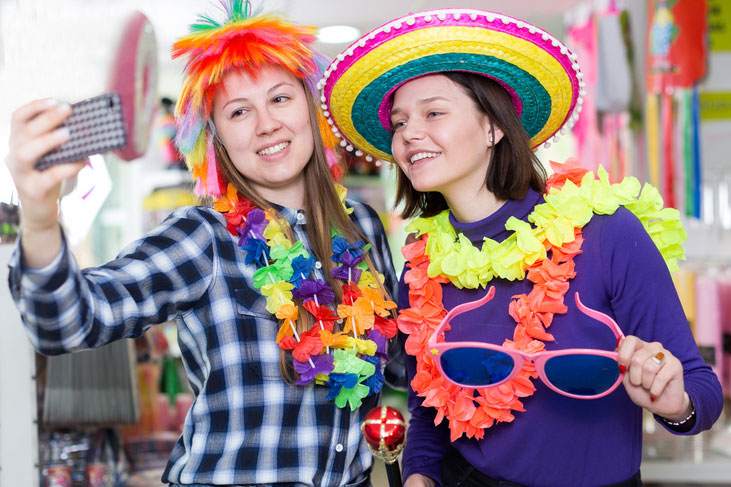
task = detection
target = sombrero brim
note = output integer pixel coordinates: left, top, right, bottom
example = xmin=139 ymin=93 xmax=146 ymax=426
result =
xmin=320 ymin=9 xmax=584 ymax=162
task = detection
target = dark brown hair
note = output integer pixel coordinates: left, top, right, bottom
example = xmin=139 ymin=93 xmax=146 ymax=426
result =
xmin=394 ymin=72 xmax=547 ymax=219
xmin=215 ymin=86 xmax=391 ymax=381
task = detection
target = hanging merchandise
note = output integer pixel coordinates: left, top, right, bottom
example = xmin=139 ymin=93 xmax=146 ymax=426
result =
xmin=646 ymin=0 xmax=708 ymax=210
xmin=0 ymin=202 xmax=20 ymax=244
xmin=153 ymin=98 xmax=186 ymax=170
xmin=695 ymin=274 xmax=723 ymax=386
xmin=567 ymin=10 xmax=599 ymax=172
xmin=596 ymin=2 xmax=632 ymax=113
xmin=43 ymin=340 xmax=140 ymax=426
xmin=672 ymin=267 xmax=731 ymax=399
xmin=691 ymin=86 xmax=703 ymax=218
xmin=566 ymin=1 xmax=638 ymax=180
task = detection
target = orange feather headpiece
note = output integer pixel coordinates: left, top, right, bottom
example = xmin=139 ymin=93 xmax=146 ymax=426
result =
xmin=172 ymin=0 xmax=339 ymax=197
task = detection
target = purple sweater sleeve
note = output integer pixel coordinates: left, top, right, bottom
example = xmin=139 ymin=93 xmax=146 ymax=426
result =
xmin=599 ymin=208 xmax=723 ymax=433
xmin=398 ymin=272 xmax=450 ymax=485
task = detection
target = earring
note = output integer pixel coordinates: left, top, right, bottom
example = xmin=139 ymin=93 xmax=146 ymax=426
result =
xmin=490 ymin=136 xmax=494 ymax=144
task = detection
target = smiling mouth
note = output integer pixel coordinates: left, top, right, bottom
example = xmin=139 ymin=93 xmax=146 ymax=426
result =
xmin=258 ymin=142 xmax=290 ymax=156
xmin=409 ymin=152 xmax=440 ymax=164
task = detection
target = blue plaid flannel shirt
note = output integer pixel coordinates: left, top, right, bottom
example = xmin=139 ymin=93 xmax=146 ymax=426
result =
xmin=7 ymin=198 xmax=397 ymax=487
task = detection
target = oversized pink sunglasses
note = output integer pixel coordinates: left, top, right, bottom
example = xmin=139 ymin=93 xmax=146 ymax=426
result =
xmin=428 ymin=287 xmax=625 ymax=399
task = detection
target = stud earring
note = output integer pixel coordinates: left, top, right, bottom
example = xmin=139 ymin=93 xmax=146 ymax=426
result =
xmin=490 ymin=136 xmax=494 ymax=144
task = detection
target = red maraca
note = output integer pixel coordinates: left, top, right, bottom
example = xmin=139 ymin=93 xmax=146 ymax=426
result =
xmin=362 ymin=406 xmax=406 ymax=487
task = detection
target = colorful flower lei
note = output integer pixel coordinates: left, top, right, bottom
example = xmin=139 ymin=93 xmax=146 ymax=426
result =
xmin=214 ymin=183 xmax=397 ymax=410
xmin=397 ymin=161 xmax=687 ymax=440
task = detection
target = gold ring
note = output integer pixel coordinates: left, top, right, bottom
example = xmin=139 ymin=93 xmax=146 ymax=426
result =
xmin=652 ymin=351 xmax=665 ymax=365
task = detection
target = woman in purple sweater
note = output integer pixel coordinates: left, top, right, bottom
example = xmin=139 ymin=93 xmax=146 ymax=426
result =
xmin=321 ymin=7 xmax=723 ymax=487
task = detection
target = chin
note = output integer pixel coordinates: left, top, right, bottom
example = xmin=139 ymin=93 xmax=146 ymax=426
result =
xmin=411 ymin=179 xmax=440 ymax=193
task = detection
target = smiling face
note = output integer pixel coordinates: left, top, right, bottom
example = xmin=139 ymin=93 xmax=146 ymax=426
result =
xmin=211 ymin=65 xmax=314 ymax=207
xmin=390 ymin=74 xmax=500 ymax=201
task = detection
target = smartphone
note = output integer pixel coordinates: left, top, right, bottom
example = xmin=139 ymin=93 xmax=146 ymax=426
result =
xmin=35 ymin=92 xmax=128 ymax=171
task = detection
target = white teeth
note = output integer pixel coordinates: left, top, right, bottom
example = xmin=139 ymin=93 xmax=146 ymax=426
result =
xmin=258 ymin=142 xmax=289 ymax=156
xmin=409 ymin=152 xmax=440 ymax=163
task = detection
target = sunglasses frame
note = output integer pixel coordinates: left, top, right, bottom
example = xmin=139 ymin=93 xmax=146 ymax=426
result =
xmin=428 ymin=287 xmax=626 ymax=399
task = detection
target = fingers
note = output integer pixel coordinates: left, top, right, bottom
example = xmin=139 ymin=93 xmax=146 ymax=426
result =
xmin=11 ymin=98 xmax=63 ymax=125
xmin=13 ymin=129 xmax=70 ymax=170
xmin=617 ymin=336 xmax=682 ymax=400
xmin=9 ymin=99 xmax=72 ymax=170
xmin=646 ymin=349 xmax=683 ymax=399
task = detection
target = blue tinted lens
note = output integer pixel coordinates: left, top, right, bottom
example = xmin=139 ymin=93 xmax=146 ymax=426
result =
xmin=544 ymin=354 xmax=619 ymax=396
xmin=440 ymin=348 xmax=514 ymax=386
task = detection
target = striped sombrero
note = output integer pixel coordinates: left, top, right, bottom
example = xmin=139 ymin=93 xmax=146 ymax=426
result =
xmin=319 ymin=8 xmax=584 ymax=162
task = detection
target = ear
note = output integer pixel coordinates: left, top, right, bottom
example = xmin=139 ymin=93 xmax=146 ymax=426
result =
xmin=482 ymin=117 xmax=504 ymax=148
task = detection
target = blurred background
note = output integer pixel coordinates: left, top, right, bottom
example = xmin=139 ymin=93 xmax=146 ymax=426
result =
xmin=1 ymin=1 xmax=731 ymax=486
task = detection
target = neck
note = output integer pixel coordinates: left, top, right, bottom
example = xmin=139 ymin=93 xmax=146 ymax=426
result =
xmin=444 ymin=186 xmax=505 ymax=223
xmin=255 ymin=180 xmax=306 ymax=210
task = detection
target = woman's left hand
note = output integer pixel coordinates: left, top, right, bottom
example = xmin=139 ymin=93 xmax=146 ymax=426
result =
xmin=616 ymin=335 xmax=692 ymax=421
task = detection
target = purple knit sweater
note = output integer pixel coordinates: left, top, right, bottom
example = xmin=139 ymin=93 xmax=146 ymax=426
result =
xmin=399 ymin=189 xmax=723 ymax=487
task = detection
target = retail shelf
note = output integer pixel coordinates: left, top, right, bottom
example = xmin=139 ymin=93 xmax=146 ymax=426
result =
xmin=642 ymin=459 xmax=731 ymax=484
xmin=642 ymin=420 xmax=731 ymax=485
xmin=139 ymin=168 xmax=192 ymax=198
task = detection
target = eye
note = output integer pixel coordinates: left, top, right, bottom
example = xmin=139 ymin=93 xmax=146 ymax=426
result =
xmin=427 ymin=111 xmax=443 ymax=118
xmin=229 ymin=108 xmax=247 ymax=119
xmin=390 ymin=120 xmax=406 ymax=132
xmin=272 ymin=95 xmax=291 ymax=104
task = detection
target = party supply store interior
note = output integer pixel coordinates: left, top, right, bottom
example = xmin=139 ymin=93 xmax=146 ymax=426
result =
xmin=1 ymin=0 xmax=731 ymax=486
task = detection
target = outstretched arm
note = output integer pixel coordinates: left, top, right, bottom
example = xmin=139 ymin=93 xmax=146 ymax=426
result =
xmin=5 ymin=99 xmax=86 ymax=268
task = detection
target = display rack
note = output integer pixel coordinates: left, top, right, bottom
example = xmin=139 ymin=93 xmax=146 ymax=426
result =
xmin=0 ymin=244 xmax=40 ymax=487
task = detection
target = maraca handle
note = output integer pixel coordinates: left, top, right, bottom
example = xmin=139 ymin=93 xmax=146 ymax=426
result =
xmin=385 ymin=461 xmax=404 ymax=487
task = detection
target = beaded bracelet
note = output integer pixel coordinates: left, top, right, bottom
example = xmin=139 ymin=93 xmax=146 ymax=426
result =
xmin=659 ymin=403 xmax=696 ymax=427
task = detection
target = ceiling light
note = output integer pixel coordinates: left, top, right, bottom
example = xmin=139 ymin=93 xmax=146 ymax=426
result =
xmin=317 ymin=25 xmax=360 ymax=44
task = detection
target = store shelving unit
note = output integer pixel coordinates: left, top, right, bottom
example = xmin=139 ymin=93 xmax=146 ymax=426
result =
xmin=0 ymin=244 xmax=40 ymax=487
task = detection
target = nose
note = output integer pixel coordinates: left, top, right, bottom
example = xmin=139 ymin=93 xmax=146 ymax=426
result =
xmin=256 ymin=106 xmax=282 ymax=136
xmin=399 ymin=118 xmax=425 ymax=143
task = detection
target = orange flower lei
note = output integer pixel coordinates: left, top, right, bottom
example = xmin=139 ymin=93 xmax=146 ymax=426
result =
xmin=397 ymin=162 xmax=686 ymax=441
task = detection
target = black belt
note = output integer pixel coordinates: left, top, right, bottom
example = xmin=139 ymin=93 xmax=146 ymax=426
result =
xmin=441 ymin=448 xmax=641 ymax=487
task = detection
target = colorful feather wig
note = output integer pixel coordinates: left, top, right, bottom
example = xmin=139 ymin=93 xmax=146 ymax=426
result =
xmin=172 ymin=0 xmax=336 ymax=197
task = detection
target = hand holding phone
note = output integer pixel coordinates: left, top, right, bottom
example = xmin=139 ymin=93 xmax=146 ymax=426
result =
xmin=35 ymin=92 xmax=127 ymax=171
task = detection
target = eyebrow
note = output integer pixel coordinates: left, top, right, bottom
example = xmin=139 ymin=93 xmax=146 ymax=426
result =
xmin=390 ymin=95 xmax=451 ymax=118
xmin=221 ymin=82 xmax=296 ymax=110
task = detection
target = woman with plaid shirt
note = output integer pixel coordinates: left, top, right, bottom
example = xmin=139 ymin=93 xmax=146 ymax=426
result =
xmin=5 ymin=2 xmax=398 ymax=486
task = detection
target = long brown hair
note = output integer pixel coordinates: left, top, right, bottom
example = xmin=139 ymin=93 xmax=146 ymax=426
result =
xmin=215 ymin=84 xmax=390 ymax=381
xmin=394 ymin=72 xmax=547 ymax=219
